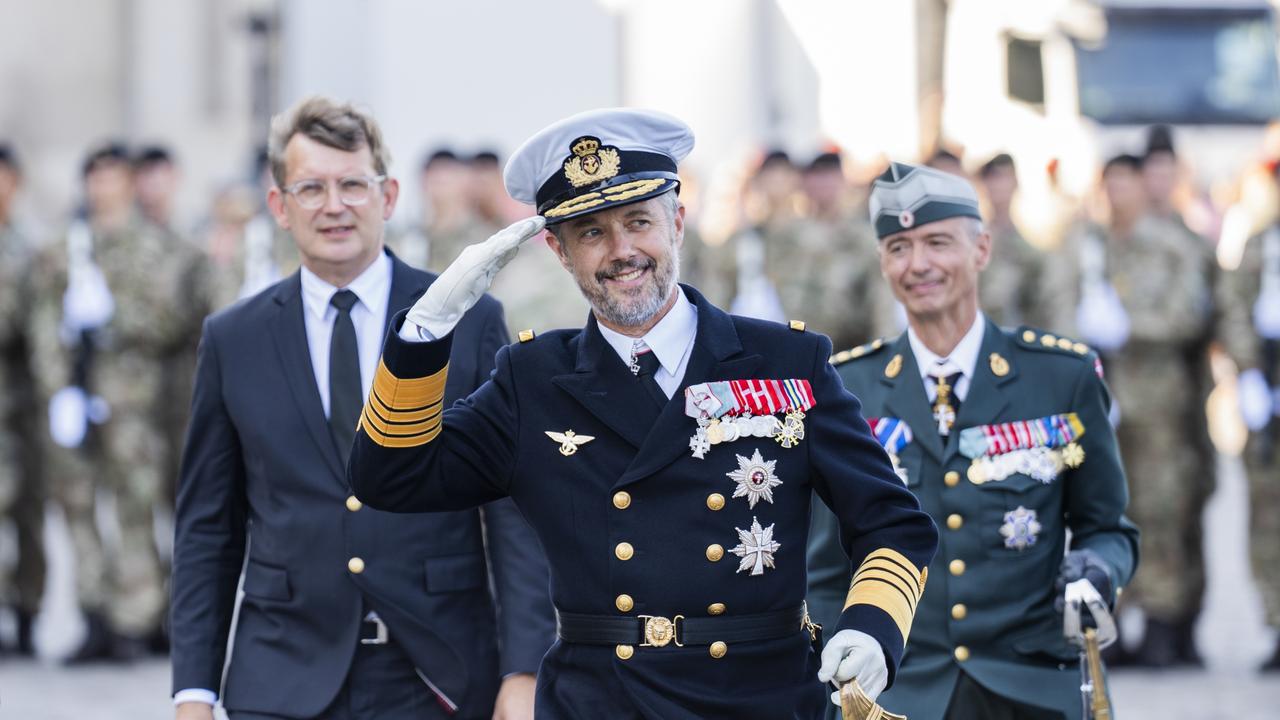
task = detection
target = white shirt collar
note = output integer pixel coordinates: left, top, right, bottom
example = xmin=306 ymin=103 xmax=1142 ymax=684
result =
xmin=300 ymin=252 xmax=392 ymax=323
xmin=907 ymin=311 xmax=986 ymax=385
xmin=597 ymin=286 xmax=697 ymax=375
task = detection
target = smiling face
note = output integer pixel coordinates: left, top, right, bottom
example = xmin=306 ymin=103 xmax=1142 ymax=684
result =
xmin=546 ymin=193 xmax=684 ymax=334
xmin=879 ymin=215 xmax=989 ymax=324
xmin=267 ymin=134 xmax=398 ymax=285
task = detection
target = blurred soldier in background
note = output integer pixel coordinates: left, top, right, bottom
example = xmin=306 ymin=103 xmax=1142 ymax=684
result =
xmin=133 ymin=146 xmax=211 ymax=514
xmin=0 ymin=143 xmax=45 ymax=657
xmin=395 ymin=149 xmax=496 ymax=272
xmin=1218 ymin=163 xmax=1280 ymax=671
xmin=732 ymin=150 xmax=893 ymax=349
xmin=975 ymin=153 xmax=1047 ymax=328
xmin=206 ymin=147 xmax=301 ymax=310
xmin=134 ymin=145 xmax=182 ymax=233
xmin=1043 ymin=153 xmax=1215 ymax=666
xmin=32 ymin=143 xmax=208 ymax=662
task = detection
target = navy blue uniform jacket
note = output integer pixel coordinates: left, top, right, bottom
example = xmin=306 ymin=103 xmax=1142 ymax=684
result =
xmin=171 ymin=252 xmax=555 ymax=718
xmin=349 ymin=285 xmax=937 ymax=719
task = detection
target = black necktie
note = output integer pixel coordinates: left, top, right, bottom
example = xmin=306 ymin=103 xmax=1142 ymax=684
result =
xmin=930 ymin=371 xmax=963 ymax=438
xmin=329 ymin=289 xmax=362 ymax=463
xmin=632 ymin=343 xmax=668 ymax=412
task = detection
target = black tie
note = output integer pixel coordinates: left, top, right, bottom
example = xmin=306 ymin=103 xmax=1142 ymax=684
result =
xmin=633 ymin=344 xmax=668 ymax=412
xmin=329 ymin=289 xmax=362 ymax=463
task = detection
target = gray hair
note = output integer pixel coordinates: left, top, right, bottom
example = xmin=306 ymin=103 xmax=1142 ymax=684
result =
xmin=267 ymin=96 xmax=391 ymax=188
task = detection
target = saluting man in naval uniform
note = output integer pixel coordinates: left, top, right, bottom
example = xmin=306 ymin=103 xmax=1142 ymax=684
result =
xmin=348 ymin=109 xmax=939 ymax=719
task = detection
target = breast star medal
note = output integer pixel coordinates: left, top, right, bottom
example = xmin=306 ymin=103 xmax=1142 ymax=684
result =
xmin=726 ymin=449 xmax=782 ymax=508
xmin=730 ymin=516 xmax=781 ymax=576
xmin=1000 ymin=506 xmax=1042 ymax=550
xmin=545 ymin=430 xmax=595 ymax=457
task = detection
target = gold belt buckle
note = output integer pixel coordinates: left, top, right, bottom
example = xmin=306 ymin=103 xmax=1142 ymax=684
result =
xmin=639 ymin=614 xmax=685 ymax=648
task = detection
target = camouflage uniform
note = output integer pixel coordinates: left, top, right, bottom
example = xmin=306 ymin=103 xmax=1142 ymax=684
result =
xmin=1218 ymin=226 xmax=1280 ymax=630
xmin=1043 ymin=216 xmax=1215 ymax=629
xmin=759 ymin=213 xmax=898 ymax=350
xmin=207 ymin=214 xmax=299 ymax=311
xmin=31 ymin=216 xmax=209 ymax=640
xmin=980 ymin=224 xmax=1048 ymax=328
xmin=0 ymin=222 xmax=45 ymax=628
xmin=391 ymin=216 xmax=496 ymax=274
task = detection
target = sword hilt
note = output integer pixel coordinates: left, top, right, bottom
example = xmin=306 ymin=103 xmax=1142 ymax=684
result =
xmin=839 ymin=680 xmax=907 ymax=720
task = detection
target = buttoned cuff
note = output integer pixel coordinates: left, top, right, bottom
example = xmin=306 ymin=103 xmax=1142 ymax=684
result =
xmin=173 ymin=688 xmax=217 ymax=706
xmin=397 ymin=317 xmax=436 ymax=342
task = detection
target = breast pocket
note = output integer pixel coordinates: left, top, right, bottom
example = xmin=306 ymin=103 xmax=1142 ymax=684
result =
xmin=974 ymin=473 xmax=1056 ymax=559
xmin=423 ymin=553 xmax=488 ymax=594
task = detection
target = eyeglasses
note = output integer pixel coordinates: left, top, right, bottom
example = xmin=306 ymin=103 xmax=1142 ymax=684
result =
xmin=281 ymin=175 xmax=387 ymax=209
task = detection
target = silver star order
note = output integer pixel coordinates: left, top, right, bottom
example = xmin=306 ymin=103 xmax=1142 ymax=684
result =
xmin=1000 ymin=505 xmax=1042 ymax=550
xmin=726 ymin=448 xmax=782 ymax=508
xmin=730 ymin=516 xmax=781 ymax=576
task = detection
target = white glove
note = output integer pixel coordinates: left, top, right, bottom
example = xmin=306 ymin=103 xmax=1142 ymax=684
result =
xmin=406 ymin=216 xmax=546 ymax=339
xmin=1075 ymin=281 xmax=1129 ymax=351
xmin=61 ymin=264 xmax=115 ymax=337
xmin=1255 ymin=291 xmax=1280 ymax=339
xmin=49 ymin=386 xmax=89 ymax=448
xmin=1240 ymin=368 xmax=1274 ymax=431
xmin=817 ymin=629 xmax=888 ymax=705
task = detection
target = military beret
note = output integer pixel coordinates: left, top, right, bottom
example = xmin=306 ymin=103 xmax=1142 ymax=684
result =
xmin=503 ymin=108 xmax=694 ymax=223
xmin=869 ymin=161 xmax=981 ymax=239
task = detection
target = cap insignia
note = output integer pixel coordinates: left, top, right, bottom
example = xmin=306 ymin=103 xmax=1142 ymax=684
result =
xmin=564 ymin=135 xmax=621 ymax=188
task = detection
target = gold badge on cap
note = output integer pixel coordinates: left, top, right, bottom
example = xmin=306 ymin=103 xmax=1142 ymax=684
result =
xmin=563 ymin=136 xmax=621 ymax=188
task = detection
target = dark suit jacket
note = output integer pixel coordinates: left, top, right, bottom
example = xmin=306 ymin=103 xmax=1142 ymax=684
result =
xmin=809 ymin=320 xmax=1139 ymax=718
xmin=171 ymin=251 xmax=555 ymax=718
xmin=350 ymin=285 xmax=937 ymax=720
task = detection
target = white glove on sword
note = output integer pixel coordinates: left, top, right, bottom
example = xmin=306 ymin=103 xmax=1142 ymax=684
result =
xmin=404 ymin=216 xmax=546 ymax=339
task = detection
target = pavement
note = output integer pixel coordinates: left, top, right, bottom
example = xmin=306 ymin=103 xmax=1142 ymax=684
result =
xmin=1 ymin=455 xmax=1278 ymax=719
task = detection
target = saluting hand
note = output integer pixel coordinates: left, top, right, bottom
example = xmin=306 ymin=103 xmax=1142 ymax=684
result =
xmin=407 ymin=216 xmax=546 ymax=339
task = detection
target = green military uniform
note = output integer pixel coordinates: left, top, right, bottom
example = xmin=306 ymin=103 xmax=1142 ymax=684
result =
xmin=31 ymin=215 xmax=208 ymax=644
xmin=0 ymin=221 xmax=45 ymax=648
xmin=980 ymin=224 xmax=1047 ymax=328
xmin=809 ymin=321 xmax=1138 ymax=718
xmin=1218 ymin=225 xmax=1280 ymax=643
xmin=1042 ymin=216 xmax=1214 ymax=643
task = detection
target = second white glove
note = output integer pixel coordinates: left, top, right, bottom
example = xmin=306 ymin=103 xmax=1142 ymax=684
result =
xmin=406 ymin=216 xmax=546 ymax=339
xmin=1240 ymin=368 xmax=1275 ymax=431
xmin=817 ymin=629 xmax=888 ymax=705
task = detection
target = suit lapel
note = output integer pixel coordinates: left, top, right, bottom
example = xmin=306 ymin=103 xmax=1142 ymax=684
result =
xmin=384 ymin=250 xmax=430 ymax=341
xmin=944 ymin=319 xmax=1016 ymax=461
xmin=269 ymin=273 xmax=346 ymax=482
xmin=881 ymin=334 xmax=944 ymax=462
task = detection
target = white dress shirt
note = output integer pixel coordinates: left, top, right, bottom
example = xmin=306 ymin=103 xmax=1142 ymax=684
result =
xmin=595 ymin=287 xmax=699 ymax=398
xmin=906 ymin=311 xmax=986 ymax=403
xmin=174 ymin=253 xmax=393 ymax=708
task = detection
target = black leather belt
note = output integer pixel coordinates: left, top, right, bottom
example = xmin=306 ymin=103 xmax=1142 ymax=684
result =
xmin=557 ymin=605 xmax=808 ymax=648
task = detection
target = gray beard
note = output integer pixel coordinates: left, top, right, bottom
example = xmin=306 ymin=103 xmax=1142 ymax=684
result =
xmin=574 ymin=250 xmax=680 ymax=329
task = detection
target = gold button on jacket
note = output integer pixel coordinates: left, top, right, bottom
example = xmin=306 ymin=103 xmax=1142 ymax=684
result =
xmin=615 ymin=594 xmax=634 ymax=612
xmin=946 ymin=514 xmax=963 ymax=530
xmin=347 ymin=557 xmax=365 ymax=574
xmin=706 ymin=544 xmax=724 ymax=562
xmin=954 ymin=646 xmax=970 ymax=662
xmin=613 ymin=491 xmax=631 ymax=509
xmin=949 ymin=559 xmax=966 ymax=576
xmin=707 ymin=603 xmax=726 ymax=616
xmin=615 ymin=542 xmax=634 ymax=561
xmin=709 ymin=641 xmax=728 ymax=658
xmin=345 ymin=495 xmax=362 ymax=512
xmin=944 ymin=471 xmax=960 ymax=487
xmin=616 ymin=644 xmax=634 ymax=660
xmin=706 ymin=493 xmax=725 ymax=511
xmin=951 ymin=603 xmax=967 ymax=620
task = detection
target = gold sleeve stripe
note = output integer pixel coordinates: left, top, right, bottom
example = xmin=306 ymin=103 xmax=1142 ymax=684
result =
xmin=359 ymin=408 xmax=444 ymax=448
xmin=359 ymin=361 xmax=449 ymax=448
xmin=369 ymin=389 xmax=443 ymax=423
xmin=843 ymin=548 xmax=927 ymax=646
xmin=371 ymin=360 xmax=448 ymax=409
xmin=361 ymin=401 xmax=442 ymax=437
xmin=852 ymin=557 xmax=922 ymax=605
xmin=859 ymin=548 xmax=925 ymax=594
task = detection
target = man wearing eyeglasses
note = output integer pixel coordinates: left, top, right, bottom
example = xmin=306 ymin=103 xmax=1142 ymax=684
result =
xmin=171 ymin=95 xmax=554 ymax=720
